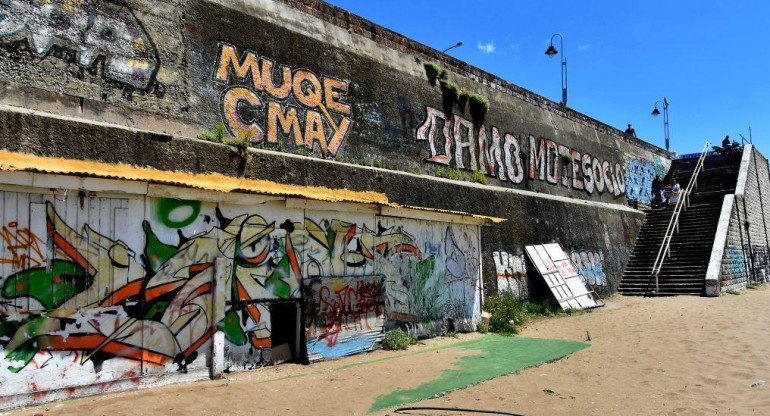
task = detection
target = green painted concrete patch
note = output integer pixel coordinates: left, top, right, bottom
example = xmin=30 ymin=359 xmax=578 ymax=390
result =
xmin=368 ymin=335 xmax=589 ymax=413
xmin=334 ymin=338 xmax=480 ymax=371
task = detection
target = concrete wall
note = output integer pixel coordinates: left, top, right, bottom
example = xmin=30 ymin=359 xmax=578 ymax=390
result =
xmin=0 ymin=0 xmax=671 ymax=406
xmin=707 ymin=145 xmax=770 ymax=294
xmin=0 ymin=172 xmax=481 ymax=408
xmin=0 ymin=0 xmax=670 ymax=205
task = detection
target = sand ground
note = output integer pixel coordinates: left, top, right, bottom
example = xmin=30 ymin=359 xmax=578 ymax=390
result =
xmin=6 ymin=286 xmax=770 ymax=416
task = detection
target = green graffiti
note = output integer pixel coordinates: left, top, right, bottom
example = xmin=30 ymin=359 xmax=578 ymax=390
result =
xmin=0 ymin=315 xmax=21 ymax=344
xmin=154 ymin=198 xmax=201 ymax=229
xmin=407 ymin=257 xmax=442 ymax=322
xmin=3 ymin=316 xmax=49 ymax=373
xmin=264 ymin=254 xmax=292 ymax=299
xmin=143 ymin=300 xmax=170 ymax=320
xmin=219 ymin=310 xmax=247 ymax=345
xmin=5 ymin=339 xmax=38 ymax=373
xmin=143 ymin=221 xmax=178 ymax=273
xmin=325 ymin=226 xmax=336 ymax=254
xmin=414 ymin=256 xmax=435 ymax=280
xmin=1 ymin=260 xmax=87 ymax=310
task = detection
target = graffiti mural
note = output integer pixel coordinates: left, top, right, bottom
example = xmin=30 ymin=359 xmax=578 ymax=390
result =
xmin=0 ymin=0 xmax=163 ymax=95
xmin=212 ymin=43 xmax=353 ymax=156
xmin=493 ymin=251 xmax=528 ymax=299
xmin=305 ymin=276 xmax=385 ymax=361
xmin=723 ymin=244 xmax=747 ymax=284
xmin=570 ymin=249 xmax=607 ymax=289
xmin=745 ymin=244 xmax=770 ymax=283
xmin=0 ymin=191 xmax=481 ymax=394
xmin=625 ymin=159 xmax=657 ymax=204
xmin=415 ymin=106 xmax=627 ymax=197
xmin=494 ymin=248 xmax=607 ymax=298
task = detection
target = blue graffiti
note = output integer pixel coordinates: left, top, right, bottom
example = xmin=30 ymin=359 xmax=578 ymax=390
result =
xmin=625 ymin=160 xmax=657 ymax=204
xmin=726 ymin=245 xmax=746 ymax=279
xmin=570 ymin=250 xmax=607 ymax=288
xmin=654 ymin=157 xmax=666 ymax=179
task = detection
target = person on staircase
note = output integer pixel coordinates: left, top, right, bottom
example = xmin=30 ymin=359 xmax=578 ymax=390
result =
xmin=651 ymin=175 xmax=663 ymax=208
xmin=668 ymin=178 xmax=682 ymax=206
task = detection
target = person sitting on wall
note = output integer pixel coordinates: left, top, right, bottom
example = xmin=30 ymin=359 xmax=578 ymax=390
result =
xmin=625 ymin=123 xmax=637 ymax=137
xmin=651 ymin=175 xmax=663 ymax=208
xmin=722 ymin=135 xmax=731 ymax=148
xmin=668 ymin=178 xmax=682 ymax=206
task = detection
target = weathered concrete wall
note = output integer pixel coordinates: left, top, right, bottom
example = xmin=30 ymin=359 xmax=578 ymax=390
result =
xmin=0 ymin=0 xmax=661 ymax=406
xmin=0 ymin=106 xmax=644 ymax=299
xmin=0 ymin=173 xmax=481 ymax=408
xmin=708 ymin=145 xmax=770 ymax=293
xmin=0 ymin=0 xmax=670 ymax=205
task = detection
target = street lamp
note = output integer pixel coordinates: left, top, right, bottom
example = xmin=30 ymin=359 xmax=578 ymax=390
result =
xmin=544 ymin=33 xmax=568 ymax=106
xmin=442 ymin=41 xmax=463 ymax=53
xmin=651 ymin=98 xmax=670 ymax=151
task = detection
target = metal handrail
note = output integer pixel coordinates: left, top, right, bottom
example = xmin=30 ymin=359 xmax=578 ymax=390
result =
xmin=650 ymin=142 xmax=711 ymax=293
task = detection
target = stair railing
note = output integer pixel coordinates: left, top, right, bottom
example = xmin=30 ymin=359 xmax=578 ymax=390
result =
xmin=650 ymin=142 xmax=711 ymax=293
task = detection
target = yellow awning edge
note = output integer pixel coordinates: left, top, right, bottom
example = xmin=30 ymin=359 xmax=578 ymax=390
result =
xmin=0 ymin=149 xmax=505 ymax=225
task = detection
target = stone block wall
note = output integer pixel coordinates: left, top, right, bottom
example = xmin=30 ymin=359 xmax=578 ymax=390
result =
xmin=711 ymin=145 xmax=770 ymax=292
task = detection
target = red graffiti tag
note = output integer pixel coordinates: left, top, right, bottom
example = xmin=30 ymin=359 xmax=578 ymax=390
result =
xmin=317 ymin=280 xmax=383 ymax=347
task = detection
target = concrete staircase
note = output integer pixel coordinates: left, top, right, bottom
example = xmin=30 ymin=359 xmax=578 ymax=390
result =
xmin=619 ymin=152 xmax=743 ymax=296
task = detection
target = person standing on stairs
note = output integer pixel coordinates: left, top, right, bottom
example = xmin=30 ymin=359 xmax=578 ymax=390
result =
xmin=651 ymin=175 xmax=663 ymax=208
xmin=668 ymin=178 xmax=681 ymax=205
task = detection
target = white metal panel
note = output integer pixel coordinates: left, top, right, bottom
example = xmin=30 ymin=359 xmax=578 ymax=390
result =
xmin=525 ymin=243 xmax=599 ymax=311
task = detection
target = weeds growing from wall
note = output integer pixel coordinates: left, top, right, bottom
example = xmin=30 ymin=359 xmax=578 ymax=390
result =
xmin=471 ymin=169 xmax=488 ymax=185
xmin=198 ymin=123 xmax=226 ymax=143
xmin=457 ymin=91 xmax=469 ymax=113
xmin=424 ymin=62 xmax=442 ymax=86
xmin=435 ymin=166 xmax=463 ymax=181
xmin=440 ymin=81 xmax=460 ymax=115
xmin=468 ymin=94 xmax=490 ymax=124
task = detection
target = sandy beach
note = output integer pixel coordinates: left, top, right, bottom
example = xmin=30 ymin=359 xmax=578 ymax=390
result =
xmin=7 ymin=287 xmax=770 ymax=416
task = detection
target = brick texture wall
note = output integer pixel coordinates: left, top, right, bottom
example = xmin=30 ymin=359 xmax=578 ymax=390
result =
xmin=718 ymin=146 xmax=770 ymax=291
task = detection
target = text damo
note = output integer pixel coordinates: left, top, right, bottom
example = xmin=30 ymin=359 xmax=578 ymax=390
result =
xmin=416 ymin=106 xmax=626 ymax=196
xmin=213 ymin=43 xmax=353 ymax=156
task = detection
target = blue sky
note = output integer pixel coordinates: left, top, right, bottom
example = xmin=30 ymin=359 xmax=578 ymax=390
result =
xmin=325 ymin=0 xmax=769 ymax=155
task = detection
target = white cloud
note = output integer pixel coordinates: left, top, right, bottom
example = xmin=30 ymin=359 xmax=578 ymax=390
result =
xmin=577 ymin=44 xmax=590 ymax=51
xmin=477 ymin=41 xmax=496 ymax=54
xmin=509 ymin=43 xmax=520 ymax=50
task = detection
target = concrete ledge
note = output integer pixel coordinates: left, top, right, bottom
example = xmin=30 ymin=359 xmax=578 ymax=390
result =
xmin=735 ymin=144 xmax=753 ymax=196
xmin=0 ymin=368 xmax=210 ymax=411
xmin=705 ymin=194 xmax=735 ymax=296
xmin=0 ymin=103 xmax=642 ymax=215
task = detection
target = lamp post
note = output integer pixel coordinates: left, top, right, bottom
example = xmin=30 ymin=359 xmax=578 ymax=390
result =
xmin=651 ymin=98 xmax=670 ymax=151
xmin=442 ymin=41 xmax=463 ymax=53
xmin=544 ymin=33 xmax=568 ymax=106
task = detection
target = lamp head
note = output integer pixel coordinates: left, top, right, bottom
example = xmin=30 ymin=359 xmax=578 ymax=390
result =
xmin=545 ymin=44 xmax=558 ymax=58
xmin=456 ymin=41 xmax=463 ymax=47
xmin=651 ymin=107 xmax=661 ymax=117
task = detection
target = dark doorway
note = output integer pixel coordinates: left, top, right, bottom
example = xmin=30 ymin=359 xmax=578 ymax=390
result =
xmin=270 ymin=301 xmax=300 ymax=364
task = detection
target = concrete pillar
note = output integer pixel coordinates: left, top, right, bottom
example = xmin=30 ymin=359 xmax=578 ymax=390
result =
xmin=211 ymin=257 xmax=228 ymax=380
